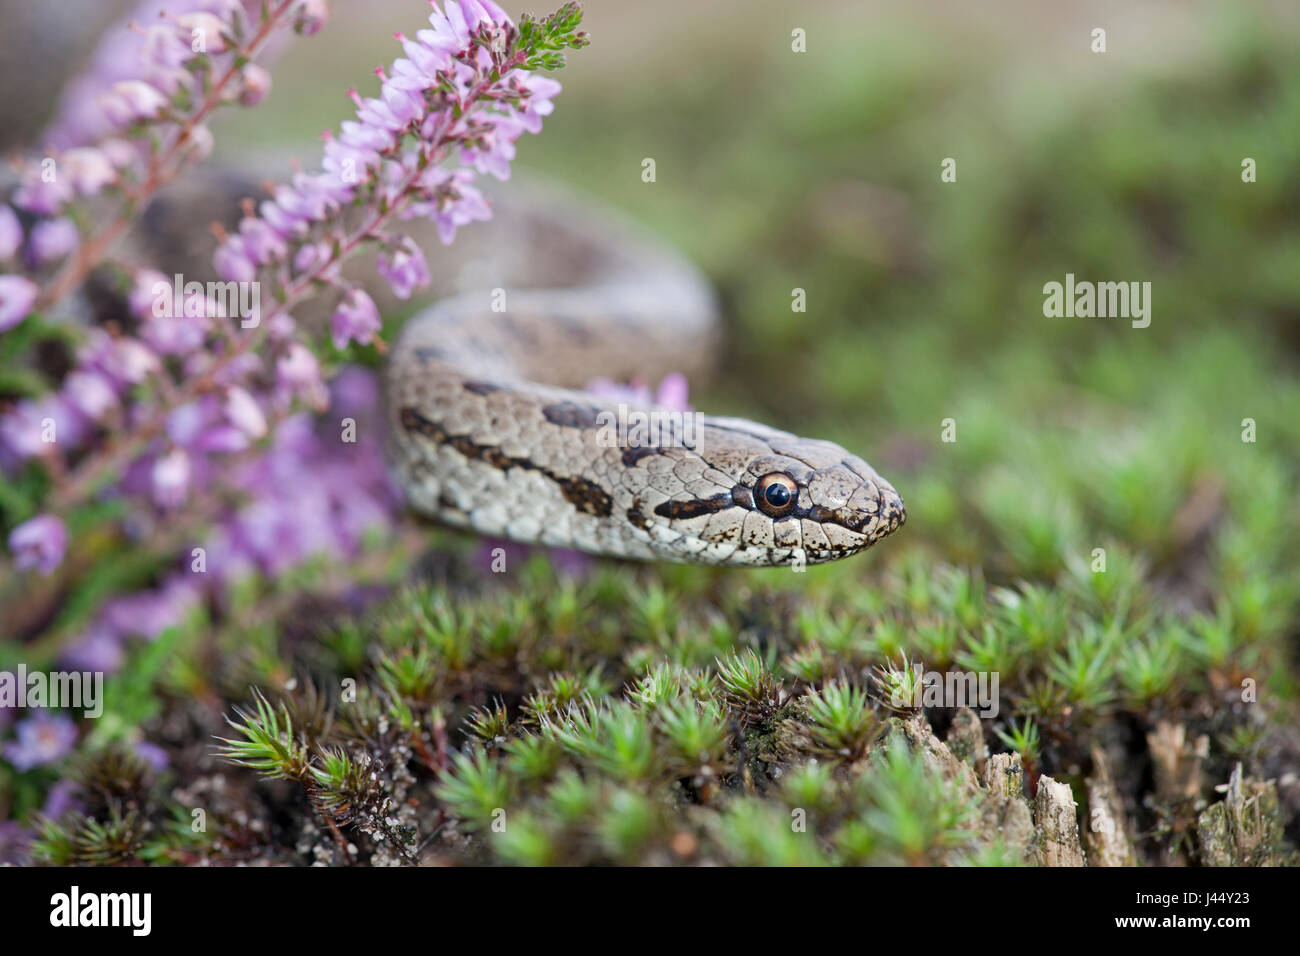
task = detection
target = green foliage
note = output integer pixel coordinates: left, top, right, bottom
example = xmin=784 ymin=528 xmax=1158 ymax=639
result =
xmin=516 ymin=1 xmax=590 ymax=72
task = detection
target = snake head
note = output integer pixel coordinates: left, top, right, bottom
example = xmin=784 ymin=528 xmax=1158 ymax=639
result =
xmin=640 ymin=418 xmax=905 ymax=567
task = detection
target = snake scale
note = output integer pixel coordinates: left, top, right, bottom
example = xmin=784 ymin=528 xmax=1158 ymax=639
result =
xmin=137 ymin=167 xmax=907 ymax=568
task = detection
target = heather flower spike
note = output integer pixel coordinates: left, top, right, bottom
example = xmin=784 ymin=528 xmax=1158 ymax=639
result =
xmin=214 ymin=0 xmax=589 ymax=319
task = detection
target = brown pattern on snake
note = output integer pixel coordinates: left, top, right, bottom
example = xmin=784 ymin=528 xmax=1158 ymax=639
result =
xmin=399 ymin=407 xmax=613 ymax=518
xmin=541 ymin=401 xmax=603 ymax=429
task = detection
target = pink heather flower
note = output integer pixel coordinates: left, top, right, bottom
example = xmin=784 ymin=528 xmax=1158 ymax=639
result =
xmin=276 ymin=343 xmax=328 ymax=408
xmin=237 ymin=63 xmax=272 ymax=106
xmin=185 ymin=124 xmax=217 ymax=162
xmin=0 ymin=275 xmax=39 ymax=332
xmin=224 ymin=386 xmax=268 ymax=439
xmin=9 ymin=514 xmax=68 ymax=576
xmin=135 ymin=741 xmax=170 ymax=771
xmin=460 ymin=0 xmax=511 ymax=28
xmin=0 ymin=397 xmax=68 ymax=460
xmin=177 ymin=13 xmax=229 ymax=54
xmin=214 ymin=236 xmax=257 ymax=282
xmin=62 ymin=627 xmax=126 ymax=674
xmin=102 ymin=576 xmax=198 ymax=639
xmin=139 ymin=23 xmax=194 ymax=73
xmin=406 ymin=168 xmax=491 ymax=244
xmin=238 ymin=216 xmax=288 ymax=266
xmin=292 ymin=241 xmax=329 ymax=276
xmin=331 ymin=288 xmax=383 ymax=349
xmin=585 ymin=374 xmax=694 ymax=413
xmin=3 ymin=714 xmax=78 ymax=771
xmin=151 ymin=447 xmax=192 ymax=508
xmin=196 ymin=424 xmax=249 ymax=454
xmin=0 ymin=205 xmax=24 ymax=261
xmin=398 ymin=33 xmax=452 ymax=77
xmin=99 ymin=336 xmax=162 ymax=385
xmin=655 ymin=373 xmax=692 ymax=412
xmin=28 ymin=218 xmax=80 ymax=268
xmin=99 ymin=80 xmax=170 ymax=127
xmin=12 ymin=177 xmax=74 ymax=216
xmin=129 ymin=269 xmax=170 ymax=318
xmin=62 ymin=147 xmax=118 ymax=196
xmin=463 ymin=112 xmax=523 ymax=180
xmin=293 ymin=0 xmax=330 ymax=36
xmin=62 ymin=370 xmax=120 ymax=421
xmin=516 ymin=73 xmax=562 ymax=134
xmin=376 ymin=239 xmax=430 ymax=300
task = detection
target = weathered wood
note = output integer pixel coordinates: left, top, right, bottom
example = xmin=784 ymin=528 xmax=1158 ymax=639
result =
xmin=1035 ymin=774 xmax=1085 ymax=867
xmin=1197 ymin=763 xmax=1285 ymax=866
xmin=945 ymin=706 xmax=988 ymax=775
xmin=1084 ymin=746 xmax=1136 ymax=866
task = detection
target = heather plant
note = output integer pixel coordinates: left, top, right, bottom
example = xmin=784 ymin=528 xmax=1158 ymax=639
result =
xmin=0 ymin=0 xmax=588 ymax=856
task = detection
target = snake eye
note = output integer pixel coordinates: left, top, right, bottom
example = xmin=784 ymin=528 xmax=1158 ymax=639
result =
xmin=754 ymin=472 xmax=798 ymax=517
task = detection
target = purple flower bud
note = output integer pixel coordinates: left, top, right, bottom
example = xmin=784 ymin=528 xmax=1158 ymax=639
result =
xmin=655 ymin=373 xmax=692 ymax=412
xmin=214 ymin=235 xmax=257 ymax=282
xmin=239 ymin=216 xmax=288 ymax=266
xmin=331 ymin=288 xmax=382 ymax=349
xmin=294 ymin=0 xmax=330 ymax=36
xmin=28 ymin=218 xmax=80 ymax=268
xmin=178 ymin=13 xmax=229 ymax=54
xmin=13 ymin=177 xmax=74 ymax=216
xmin=140 ymin=23 xmax=194 ymax=70
xmin=225 ymin=386 xmax=268 ymax=438
xmin=62 ymin=147 xmax=118 ymax=196
xmin=376 ymin=238 xmax=430 ymax=300
xmin=152 ymin=447 xmax=192 ymax=508
xmin=135 ymin=740 xmax=170 ymax=771
xmin=0 ymin=397 xmax=70 ymax=460
xmin=185 ymin=124 xmax=216 ymax=162
xmin=9 ymin=514 xmax=68 ymax=576
xmin=0 ymin=275 xmax=38 ymax=332
xmin=101 ymin=337 xmax=161 ymax=385
xmin=399 ymin=34 xmax=452 ymax=77
xmin=195 ymin=424 xmax=249 ymax=453
xmin=0 ymin=204 xmax=22 ymax=261
xmin=237 ymin=63 xmax=272 ymax=106
xmin=62 ymin=370 xmax=120 ymax=421
xmin=276 ymin=343 xmax=327 ymax=408
xmin=479 ymin=0 xmax=513 ymax=27
xmin=259 ymin=199 xmax=309 ymax=240
xmin=62 ymin=627 xmax=125 ymax=674
xmin=100 ymin=80 xmax=170 ymax=127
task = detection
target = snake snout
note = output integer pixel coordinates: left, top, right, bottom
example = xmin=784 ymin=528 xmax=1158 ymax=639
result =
xmin=882 ymin=488 xmax=906 ymax=534
xmin=865 ymin=477 xmax=906 ymax=542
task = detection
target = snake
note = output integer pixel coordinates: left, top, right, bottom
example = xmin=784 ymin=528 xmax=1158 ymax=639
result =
xmin=382 ymin=176 xmax=906 ymax=567
xmin=115 ymin=164 xmax=906 ymax=568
